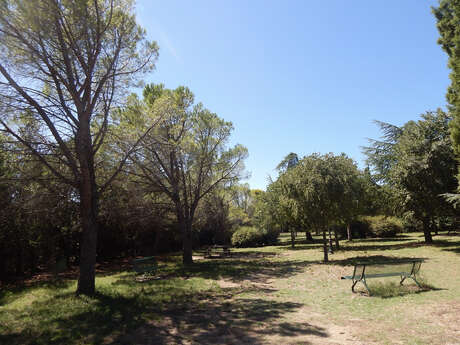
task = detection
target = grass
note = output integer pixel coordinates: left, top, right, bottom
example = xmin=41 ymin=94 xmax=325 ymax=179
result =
xmin=0 ymin=232 xmax=459 ymax=344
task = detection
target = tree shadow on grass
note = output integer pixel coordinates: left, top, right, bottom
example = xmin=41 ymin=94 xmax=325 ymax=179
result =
xmin=327 ymin=254 xmax=429 ymax=267
xmin=443 ymin=246 xmax=460 ymax=254
xmin=1 ymin=282 xmax=210 ymax=345
xmin=339 ymin=241 xmax=427 ymax=252
xmin=222 ymin=251 xmax=280 ymax=259
xmin=339 ymin=236 xmax=460 ymax=253
xmin=277 ymin=235 xmax=420 ymax=252
xmin=430 ymin=239 xmax=460 ymax=254
xmin=350 ymin=235 xmax=413 ymax=243
xmin=1 ymin=290 xmax=162 ymax=345
xmin=0 ymin=285 xmax=329 ymax=345
xmin=276 ymin=237 xmax=324 ymax=250
xmin=181 ymin=258 xmax=318 ymax=284
xmin=113 ymin=292 xmax=328 ymax=345
xmin=115 ymin=257 xmax=318 ymax=287
xmin=276 ymin=244 xmax=324 ymax=251
xmin=0 ymin=279 xmax=74 ymax=306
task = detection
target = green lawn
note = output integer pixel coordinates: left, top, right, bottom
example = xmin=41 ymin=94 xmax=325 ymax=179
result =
xmin=1 ymin=232 xmax=459 ymax=344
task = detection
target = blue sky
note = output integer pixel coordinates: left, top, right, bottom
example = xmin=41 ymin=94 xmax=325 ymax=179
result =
xmin=135 ymin=0 xmax=449 ymax=190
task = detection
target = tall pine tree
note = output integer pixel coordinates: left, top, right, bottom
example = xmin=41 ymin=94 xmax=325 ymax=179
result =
xmin=433 ymin=1 xmax=460 ymax=178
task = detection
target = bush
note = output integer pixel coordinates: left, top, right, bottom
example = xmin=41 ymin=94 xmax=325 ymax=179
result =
xmin=363 ymin=215 xmax=403 ymax=238
xmin=231 ymin=226 xmax=279 ymax=248
xmin=333 ymin=220 xmax=371 ymax=239
xmin=401 ymin=212 xmax=423 ymax=232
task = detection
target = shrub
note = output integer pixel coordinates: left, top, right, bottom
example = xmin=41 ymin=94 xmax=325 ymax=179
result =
xmin=363 ymin=215 xmax=403 ymax=238
xmin=351 ymin=219 xmax=371 ymax=238
xmin=231 ymin=226 xmax=279 ymax=248
xmin=401 ymin=212 xmax=423 ymax=232
xmin=333 ymin=220 xmax=371 ymax=239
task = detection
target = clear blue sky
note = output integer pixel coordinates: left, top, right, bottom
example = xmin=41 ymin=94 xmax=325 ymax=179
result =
xmin=135 ymin=0 xmax=449 ymax=190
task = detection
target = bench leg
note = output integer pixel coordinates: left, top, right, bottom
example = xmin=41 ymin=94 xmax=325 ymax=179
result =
xmin=351 ymin=279 xmax=358 ymax=292
xmin=400 ymin=275 xmax=407 ymax=285
xmin=401 ymin=274 xmax=421 ymax=288
xmin=361 ymin=278 xmax=370 ymax=294
xmin=410 ymin=275 xmax=421 ymax=288
xmin=352 ymin=277 xmax=370 ymax=294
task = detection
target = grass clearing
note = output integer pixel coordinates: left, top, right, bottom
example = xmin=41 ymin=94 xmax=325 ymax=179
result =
xmin=1 ymin=232 xmax=459 ymax=344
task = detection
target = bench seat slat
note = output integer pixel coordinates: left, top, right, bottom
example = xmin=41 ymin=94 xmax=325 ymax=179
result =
xmin=341 ymin=275 xmax=354 ymax=280
xmin=363 ymin=272 xmax=408 ymax=278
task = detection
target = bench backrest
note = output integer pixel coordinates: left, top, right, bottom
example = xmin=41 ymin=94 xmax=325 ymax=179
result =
xmin=353 ymin=260 xmax=422 ymax=279
xmin=133 ymin=256 xmax=157 ymax=273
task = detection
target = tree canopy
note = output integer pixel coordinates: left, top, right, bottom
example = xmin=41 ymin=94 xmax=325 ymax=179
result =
xmin=365 ymin=110 xmax=457 ymax=242
xmin=433 ymin=0 xmax=460 ymax=178
xmin=0 ymin=0 xmax=158 ymax=295
xmin=119 ymin=84 xmax=248 ymax=264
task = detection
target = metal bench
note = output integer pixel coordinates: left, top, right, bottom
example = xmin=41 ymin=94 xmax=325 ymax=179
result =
xmin=132 ymin=256 xmax=158 ymax=275
xmin=341 ymin=259 xmax=423 ymax=294
xmin=205 ymin=245 xmax=232 ymax=258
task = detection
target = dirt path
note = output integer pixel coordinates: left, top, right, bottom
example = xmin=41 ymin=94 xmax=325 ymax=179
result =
xmin=118 ymin=276 xmax=367 ymax=345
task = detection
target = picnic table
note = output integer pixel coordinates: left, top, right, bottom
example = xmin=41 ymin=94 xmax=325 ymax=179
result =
xmin=204 ymin=245 xmax=232 ymax=258
xmin=341 ymin=259 xmax=423 ymax=294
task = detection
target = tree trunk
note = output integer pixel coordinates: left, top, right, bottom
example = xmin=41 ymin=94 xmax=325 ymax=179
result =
xmin=15 ymin=244 xmax=23 ymax=276
xmin=174 ymin=200 xmax=194 ymax=265
xmin=153 ymin=228 xmax=162 ymax=255
xmin=431 ymin=217 xmax=438 ymax=235
xmin=290 ymin=229 xmax=296 ymax=248
xmin=422 ymin=218 xmax=433 ymax=243
xmin=322 ymin=228 xmax=328 ymax=262
xmin=76 ymin=182 xmax=98 ymax=295
xmin=0 ymin=255 xmax=5 ymax=282
xmin=182 ymin=219 xmax=193 ymax=264
xmin=328 ymin=227 xmax=334 ymax=254
xmin=334 ymin=228 xmax=340 ymax=250
xmin=76 ymin=125 xmax=99 ymax=296
xmin=305 ymin=231 xmax=313 ymax=241
xmin=347 ymin=223 xmax=352 ymax=241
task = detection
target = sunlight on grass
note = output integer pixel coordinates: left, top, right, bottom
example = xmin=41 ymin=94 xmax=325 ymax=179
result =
xmin=1 ymin=232 xmax=459 ymax=345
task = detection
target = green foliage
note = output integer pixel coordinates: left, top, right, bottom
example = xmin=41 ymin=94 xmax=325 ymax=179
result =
xmin=361 ymin=216 xmax=403 ymax=238
xmin=357 ymin=168 xmax=394 ymax=216
xmin=365 ymin=110 xmax=457 ymax=242
xmin=363 ymin=121 xmax=403 ymax=184
xmin=118 ymin=84 xmax=248 ymax=263
xmin=276 ymin=152 xmax=299 ymax=172
xmin=231 ymin=226 xmax=279 ymax=248
xmin=400 ymin=211 xmax=423 ymax=232
xmin=433 ymin=1 xmax=460 ymax=168
xmin=0 ymin=0 xmax=160 ymax=294
xmin=194 ymin=188 xmax=233 ymax=245
xmin=283 ymin=153 xmax=361 ymax=232
xmin=253 ymin=152 xmax=363 ymax=257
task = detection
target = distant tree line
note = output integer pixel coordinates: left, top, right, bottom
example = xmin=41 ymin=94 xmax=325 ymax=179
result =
xmin=256 ymin=109 xmax=458 ymax=261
